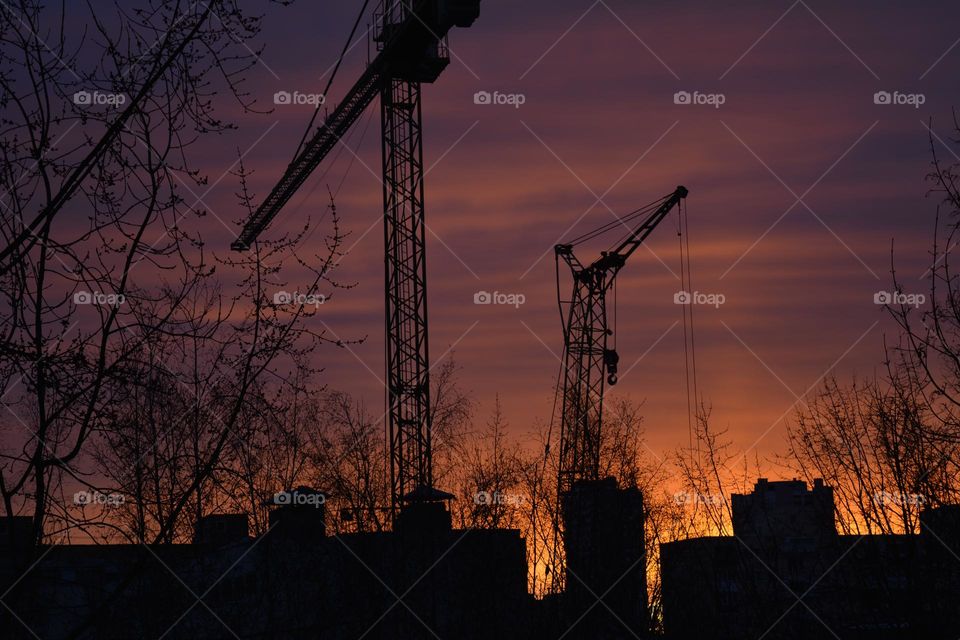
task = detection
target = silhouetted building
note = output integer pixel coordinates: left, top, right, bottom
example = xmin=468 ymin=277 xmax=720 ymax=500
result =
xmin=557 ymin=477 xmax=647 ymax=639
xmin=661 ymin=479 xmax=960 ymax=640
xmin=0 ymin=488 xmax=530 ymax=639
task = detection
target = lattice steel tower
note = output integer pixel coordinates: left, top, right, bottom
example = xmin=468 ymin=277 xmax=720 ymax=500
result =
xmin=231 ymin=0 xmax=481 ymax=521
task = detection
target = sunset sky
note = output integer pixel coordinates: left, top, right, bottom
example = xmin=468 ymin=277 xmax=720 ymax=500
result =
xmin=185 ymin=0 xmax=960 ymax=463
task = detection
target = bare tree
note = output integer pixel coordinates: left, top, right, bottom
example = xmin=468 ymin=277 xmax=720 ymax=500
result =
xmin=886 ymin=116 xmax=960 ymax=437
xmin=520 ymin=395 xmax=672 ymax=601
xmin=61 ymin=215 xmax=349 ymax=545
xmin=786 ymin=375 xmax=953 ymax=535
xmin=311 ymin=389 xmax=390 ymax=534
xmin=450 ymin=395 xmax=526 ymax=529
xmin=782 ymin=116 xmax=960 ymax=537
xmin=429 ymin=356 xmax=474 ymax=492
xmin=220 ymin=377 xmax=320 ymax=536
xmin=0 ymin=0 xmax=359 ymax=548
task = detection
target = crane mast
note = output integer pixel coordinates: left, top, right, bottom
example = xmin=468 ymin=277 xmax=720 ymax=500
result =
xmin=232 ymin=0 xmax=481 ymax=520
xmin=555 ymin=186 xmax=687 ymax=495
xmin=380 ymin=9 xmax=434 ymax=519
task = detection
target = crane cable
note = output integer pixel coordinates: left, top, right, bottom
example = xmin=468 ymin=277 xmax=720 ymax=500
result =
xmin=535 ymin=350 xmax=565 ymax=594
xmin=294 ymin=104 xmax=377 ymax=244
xmin=283 ymin=2 xmax=377 ymax=245
xmin=290 ymin=0 xmax=373 ymax=165
xmin=565 ymin=194 xmax=669 ymax=248
xmin=533 ymin=248 xmax=567 ymax=594
xmin=612 ymin=274 xmax=617 ymax=352
xmin=678 ymin=198 xmax=700 ymax=458
xmin=608 ymin=195 xmax=671 ymax=252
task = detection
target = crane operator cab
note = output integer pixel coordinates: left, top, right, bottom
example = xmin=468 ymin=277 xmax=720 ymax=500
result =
xmin=374 ymin=0 xmax=481 ymax=83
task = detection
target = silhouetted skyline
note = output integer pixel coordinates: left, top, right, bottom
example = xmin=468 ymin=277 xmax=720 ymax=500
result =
xmin=3 ymin=1 xmax=960 ymax=638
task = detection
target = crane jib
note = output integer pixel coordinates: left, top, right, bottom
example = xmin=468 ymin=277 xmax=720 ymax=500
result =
xmin=230 ymin=64 xmax=384 ymax=251
xmin=231 ymin=0 xmax=481 ymax=251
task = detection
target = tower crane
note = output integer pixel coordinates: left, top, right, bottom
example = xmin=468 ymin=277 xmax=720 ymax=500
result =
xmin=231 ymin=0 xmax=481 ymax=520
xmin=554 ymin=186 xmax=687 ymax=495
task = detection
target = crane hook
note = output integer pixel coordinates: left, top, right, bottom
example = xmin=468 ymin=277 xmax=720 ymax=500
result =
xmin=603 ymin=348 xmax=620 ymax=386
